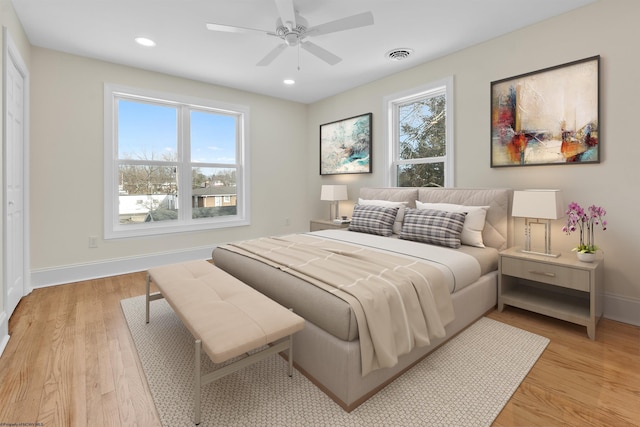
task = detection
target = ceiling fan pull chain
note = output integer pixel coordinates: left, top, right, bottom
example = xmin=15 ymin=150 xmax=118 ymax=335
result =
xmin=297 ymin=44 xmax=301 ymax=71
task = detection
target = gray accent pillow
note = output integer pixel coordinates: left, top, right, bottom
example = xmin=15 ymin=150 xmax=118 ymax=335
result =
xmin=415 ymin=201 xmax=489 ymax=248
xmin=400 ymin=208 xmax=467 ymax=248
xmin=348 ymin=205 xmax=399 ymax=237
xmin=358 ymin=198 xmax=407 ymax=234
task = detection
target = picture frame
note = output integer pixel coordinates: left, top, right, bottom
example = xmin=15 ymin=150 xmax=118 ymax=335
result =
xmin=320 ymin=112 xmax=372 ymax=175
xmin=490 ymin=56 xmax=600 ymax=167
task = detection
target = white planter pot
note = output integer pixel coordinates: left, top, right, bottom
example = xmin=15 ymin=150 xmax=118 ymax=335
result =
xmin=576 ymin=252 xmax=597 ymax=262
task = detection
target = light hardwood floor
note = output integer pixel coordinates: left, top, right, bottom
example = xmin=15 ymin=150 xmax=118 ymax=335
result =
xmin=0 ymin=272 xmax=638 ymax=426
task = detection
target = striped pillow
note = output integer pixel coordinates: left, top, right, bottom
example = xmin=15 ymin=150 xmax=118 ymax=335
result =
xmin=400 ymin=208 xmax=467 ymax=248
xmin=348 ymin=205 xmax=399 ymax=237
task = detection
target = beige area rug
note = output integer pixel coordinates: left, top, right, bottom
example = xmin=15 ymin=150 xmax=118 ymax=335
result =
xmin=121 ymin=295 xmax=549 ymax=426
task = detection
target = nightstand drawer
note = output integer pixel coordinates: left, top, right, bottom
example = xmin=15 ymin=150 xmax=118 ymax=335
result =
xmin=501 ymin=257 xmax=590 ymax=292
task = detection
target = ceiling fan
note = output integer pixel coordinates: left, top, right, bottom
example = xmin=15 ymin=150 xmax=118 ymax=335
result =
xmin=206 ymin=0 xmax=374 ymax=66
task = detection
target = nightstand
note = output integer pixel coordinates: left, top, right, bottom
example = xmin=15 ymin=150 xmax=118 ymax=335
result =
xmin=310 ymin=219 xmax=350 ymax=231
xmin=498 ymin=247 xmax=604 ymax=340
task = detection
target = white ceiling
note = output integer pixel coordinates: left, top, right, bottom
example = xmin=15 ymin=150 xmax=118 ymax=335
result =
xmin=12 ymin=0 xmax=596 ymax=104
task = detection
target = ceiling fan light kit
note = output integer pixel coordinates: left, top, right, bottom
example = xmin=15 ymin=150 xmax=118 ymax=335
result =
xmin=206 ymin=0 xmax=374 ymax=67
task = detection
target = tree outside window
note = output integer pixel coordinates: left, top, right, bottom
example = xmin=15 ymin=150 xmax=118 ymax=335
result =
xmin=387 ymin=78 xmax=454 ymax=187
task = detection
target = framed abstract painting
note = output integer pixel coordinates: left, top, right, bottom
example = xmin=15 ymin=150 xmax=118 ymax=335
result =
xmin=491 ymin=56 xmax=600 ymax=167
xmin=320 ymin=112 xmax=372 ymax=175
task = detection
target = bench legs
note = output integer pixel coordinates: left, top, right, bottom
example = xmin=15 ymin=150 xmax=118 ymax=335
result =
xmin=195 ymin=340 xmax=202 ymax=425
xmin=288 ymin=335 xmax=294 ymax=377
xmin=145 ymin=273 xmax=164 ymax=324
xmin=193 ymin=335 xmax=295 ymax=425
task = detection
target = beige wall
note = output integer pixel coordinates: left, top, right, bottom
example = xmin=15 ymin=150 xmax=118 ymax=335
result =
xmin=29 ymin=47 xmax=308 ymax=270
xmin=307 ymin=0 xmax=640 ymax=313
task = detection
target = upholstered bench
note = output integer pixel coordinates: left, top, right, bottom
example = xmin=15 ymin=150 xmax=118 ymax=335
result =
xmin=145 ymin=260 xmax=305 ymax=425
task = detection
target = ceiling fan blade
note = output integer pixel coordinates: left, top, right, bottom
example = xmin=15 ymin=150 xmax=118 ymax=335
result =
xmin=257 ymin=44 xmax=288 ymax=66
xmin=307 ymin=11 xmax=374 ymax=37
xmin=300 ymin=41 xmax=341 ymax=65
xmin=206 ymin=22 xmax=267 ymax=35
xmin=275 ymin=0 xmax=297 ymax=29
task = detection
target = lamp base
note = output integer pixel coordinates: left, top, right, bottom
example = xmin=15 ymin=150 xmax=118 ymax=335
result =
xmin=519 ymin=249 xmax=561 ymax=258
xmin=328 ymin=201 xmax=341 ymax=221
xmin=522 ymin=218 xmax=560 ymax=258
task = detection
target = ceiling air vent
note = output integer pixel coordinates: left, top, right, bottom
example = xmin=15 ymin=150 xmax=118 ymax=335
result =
xmin=386 ymin=48 xmax=414 ymax=61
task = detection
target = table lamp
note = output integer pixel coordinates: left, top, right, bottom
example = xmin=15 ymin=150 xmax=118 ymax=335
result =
xmin=320 ymin=185 xmax=348 ymax=221
xmin=512 ymin=189 xmax=564 ymax=257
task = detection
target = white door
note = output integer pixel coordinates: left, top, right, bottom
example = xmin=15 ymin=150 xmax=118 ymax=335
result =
xmin=4 ymin=34 xmax=27 ymax=318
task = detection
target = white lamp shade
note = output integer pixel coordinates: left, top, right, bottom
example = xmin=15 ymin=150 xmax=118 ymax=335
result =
xmin=512 ymin=189 xmax=564 ymax=219
xmin=321 ymin=185 xmax=348 ymax=201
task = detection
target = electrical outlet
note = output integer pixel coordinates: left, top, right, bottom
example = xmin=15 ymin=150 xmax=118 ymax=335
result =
xmin=88 ymin=236 xmax=98 ymax=248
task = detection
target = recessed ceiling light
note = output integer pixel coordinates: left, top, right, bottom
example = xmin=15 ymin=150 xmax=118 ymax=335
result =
xmin=135 ymin=37 xmax=156 ymax=47
xmin=283 ymin=79 xmax=295 ymax=85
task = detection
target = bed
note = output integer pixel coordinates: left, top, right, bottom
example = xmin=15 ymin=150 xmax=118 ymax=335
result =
xmin=211 ymin=187 xmax=511 ymax=411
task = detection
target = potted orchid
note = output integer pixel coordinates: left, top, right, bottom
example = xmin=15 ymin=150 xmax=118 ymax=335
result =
xmin=562 ymin=202 xmax=607 ymax=261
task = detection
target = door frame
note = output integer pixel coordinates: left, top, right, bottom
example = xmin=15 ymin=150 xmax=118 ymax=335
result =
xmin=1 ymin=26 xmax=31 ymax=355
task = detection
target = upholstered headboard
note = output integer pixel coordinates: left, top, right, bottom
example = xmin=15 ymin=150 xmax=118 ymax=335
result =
xmin=359 ymin=187 xmax=511 ymax=251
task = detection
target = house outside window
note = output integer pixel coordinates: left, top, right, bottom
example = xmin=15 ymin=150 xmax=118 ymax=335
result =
xmin=104 ymin=84 xmax=250 ymax=238
xmin=385 ymin=77 xmax=454 ymax=187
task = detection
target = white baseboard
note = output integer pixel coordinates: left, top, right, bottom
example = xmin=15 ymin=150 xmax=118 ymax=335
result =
xmin=31 ymin=245 xmax=217 ymax=288
xmin=0 ymin=311 xmax=9 ymax=358
xmin=604 ymin=292 xmax=640 ymax=327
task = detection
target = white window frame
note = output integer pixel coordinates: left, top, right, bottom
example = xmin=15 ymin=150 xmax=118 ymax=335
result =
xmin=104 ymin=83 xmax=250 ymax=239
xmin=383 ymin=76 xmax=454 ymax=187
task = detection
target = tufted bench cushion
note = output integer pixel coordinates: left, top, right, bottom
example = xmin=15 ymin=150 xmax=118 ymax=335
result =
xmin=145 ymin=260 xmax=304 ymax=424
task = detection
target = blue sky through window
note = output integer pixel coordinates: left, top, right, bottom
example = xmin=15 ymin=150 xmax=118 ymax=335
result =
xmin=191 ymin=110 xmax=236 ymax=164
xmin=118 ymin=100 xmax=177 ymax=160
xmin=117 ymin=99 xmax=237 ymax=164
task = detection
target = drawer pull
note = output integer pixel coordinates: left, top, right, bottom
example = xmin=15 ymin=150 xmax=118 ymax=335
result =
xmin=529 ymin=270 xmax=556 ymax=277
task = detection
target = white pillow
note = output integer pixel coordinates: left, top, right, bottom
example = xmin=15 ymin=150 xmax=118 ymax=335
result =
xmin=415 ymin=201 xmax=489 ymax=248
xmin=358 ymin=198 xmax=407 ymax=234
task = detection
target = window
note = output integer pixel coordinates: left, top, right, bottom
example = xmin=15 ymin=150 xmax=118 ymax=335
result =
xmin=385 ymin=77 xmax=454 ymax=187
xmin=104 ymin=84 xmax=250 ymax=239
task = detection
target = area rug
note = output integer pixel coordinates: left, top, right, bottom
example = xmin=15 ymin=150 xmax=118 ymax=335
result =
xmin=121 ymin=295 xmax=549 ymax=426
